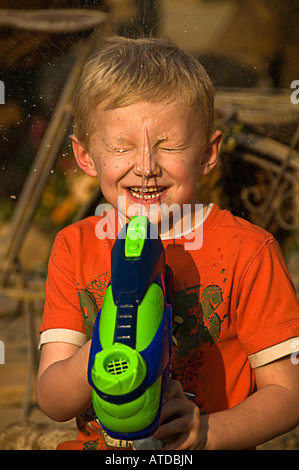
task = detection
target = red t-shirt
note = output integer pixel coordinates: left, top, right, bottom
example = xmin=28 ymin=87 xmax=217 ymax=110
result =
xmin=40 ymin=204 xmax=299 ymax=448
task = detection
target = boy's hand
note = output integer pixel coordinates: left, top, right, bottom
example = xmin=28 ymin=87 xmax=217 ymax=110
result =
xmin=153 ymin=380 xmax=207 ymax=450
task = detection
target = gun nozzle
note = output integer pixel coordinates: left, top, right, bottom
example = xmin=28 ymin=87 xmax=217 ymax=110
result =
xmin=92 ymin=343 xmax=147 ymax=395
xmin=106 ymin=357 xmax=129 ymax=375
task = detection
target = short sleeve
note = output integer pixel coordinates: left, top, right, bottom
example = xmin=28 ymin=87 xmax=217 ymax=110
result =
xmin=40 ymin=233 xmax=85 ymax=335
xmin=236 ymin=237 xmax=299 ymax=358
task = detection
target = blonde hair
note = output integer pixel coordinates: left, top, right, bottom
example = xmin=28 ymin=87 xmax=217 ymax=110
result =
xmin=73 ymin=36 xmax=215 ymax=149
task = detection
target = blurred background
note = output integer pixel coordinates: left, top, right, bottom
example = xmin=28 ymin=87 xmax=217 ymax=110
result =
xmin=0 ymin=0 xmax=298 ymax=449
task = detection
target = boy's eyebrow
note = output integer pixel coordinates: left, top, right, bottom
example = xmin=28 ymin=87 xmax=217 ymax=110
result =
xmin=117 ymin=135 xmax=129 ymax=142
xmin=156 ymin=132 xmax=167 ymax=142
xmin=151 ymin=133 xmax=168 ymax=149
xmin=102 ymin=133 xmax=167 ymax=146
xmin=101 ymin=130 xmax=194 ymax=148
xmin=101 ymin=136 xmax=130 ymax=147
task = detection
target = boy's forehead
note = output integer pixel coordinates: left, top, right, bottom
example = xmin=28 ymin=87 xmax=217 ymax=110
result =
xmin=93 ymin=99 xmax=198 ymax=130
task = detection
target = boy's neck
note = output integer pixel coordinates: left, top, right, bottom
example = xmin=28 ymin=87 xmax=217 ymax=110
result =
xmin=118 ymin=203 xmax=209 ymax=239
xmin=160 ymin=202 xmax=208 ymax=239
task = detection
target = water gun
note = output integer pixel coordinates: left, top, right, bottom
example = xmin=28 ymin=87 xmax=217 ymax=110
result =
xmin=88 ymin=215 xmax=172 ymax=441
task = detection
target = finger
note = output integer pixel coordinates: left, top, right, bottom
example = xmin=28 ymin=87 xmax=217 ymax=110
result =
xmin=156 ymin=408 xmax=195 ymax=445
xmin=157 ymin=414 xmax=185 ymax=436
xmin=161 ymin=433 xmax=189 ymax=451
xmin=163 ymin=379 xmax=186 ymax=402
xmin=158 ymin=417 xmax=202 ymax=451
xmin=159 ymin=397 xmax=184 ymax=425
xmin=160 ymin=389 xmax=194 ymax=423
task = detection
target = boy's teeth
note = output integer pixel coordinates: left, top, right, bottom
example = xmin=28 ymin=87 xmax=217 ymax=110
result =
xmin=129 ymin=187 xmax=165 ymax=199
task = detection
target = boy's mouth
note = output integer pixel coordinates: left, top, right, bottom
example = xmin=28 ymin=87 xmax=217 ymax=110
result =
xmin=127 ymin=186 xmax=167 ymax=201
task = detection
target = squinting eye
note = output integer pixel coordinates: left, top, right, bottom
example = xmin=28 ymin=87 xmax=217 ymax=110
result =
xmin=160 ymin=146 xmax=188 ymax=152
xmin=115 ymin=148 xmax=132 ymax=153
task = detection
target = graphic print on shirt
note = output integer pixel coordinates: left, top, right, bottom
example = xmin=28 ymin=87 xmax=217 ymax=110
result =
xmin=77 ymin=271 xmax=110 ymax=340
xmin=172 ymin=284 xmax=225 ymax=354
xmin=171 ymin=282 xmax=226 ymax=410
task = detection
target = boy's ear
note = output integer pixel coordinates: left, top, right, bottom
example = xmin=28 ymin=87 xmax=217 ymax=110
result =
xmin=199 ymin=130 xmax=222 ymax=176
xmin=72 ymin=136 xmax=98 ymax=177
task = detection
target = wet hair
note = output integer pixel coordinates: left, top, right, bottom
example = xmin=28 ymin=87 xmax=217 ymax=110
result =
xmin=73 ymin=36 xmax=215 ymax=149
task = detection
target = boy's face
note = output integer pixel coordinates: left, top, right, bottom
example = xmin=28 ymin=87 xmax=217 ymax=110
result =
xmin=73 ymin=100 xmax=221 ymax=229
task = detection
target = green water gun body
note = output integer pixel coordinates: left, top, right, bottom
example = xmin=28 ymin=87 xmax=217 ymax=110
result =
xmin=88 ymin=215 xmax=172 ymax=440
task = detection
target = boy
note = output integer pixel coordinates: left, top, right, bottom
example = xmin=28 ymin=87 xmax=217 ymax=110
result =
xmin=36 ymin=36 xmax=299 ymax=450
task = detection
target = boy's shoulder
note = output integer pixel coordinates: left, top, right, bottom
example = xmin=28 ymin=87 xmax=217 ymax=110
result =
xmin=212 ymin=205 xmax=272 ymax=236
xmin=56 ymin=208 xmax=118 ymax=241
xmin=209 ymin=204 xmax=276 ymax=248
xmin=55 ymin=215 xmax=100 ymax=241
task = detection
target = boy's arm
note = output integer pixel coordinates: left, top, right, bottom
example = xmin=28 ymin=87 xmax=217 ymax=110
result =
xmin=36 ymin=340 xmax=92 ymax=422
xmin=154 ymin=355 xmax=299 ymax=450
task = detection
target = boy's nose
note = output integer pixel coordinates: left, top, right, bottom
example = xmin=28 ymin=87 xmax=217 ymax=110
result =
xmin=134 ymin=127 xmax=160 ymax=178
xmin=134 ymin=150 xmax=160 ymax=177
